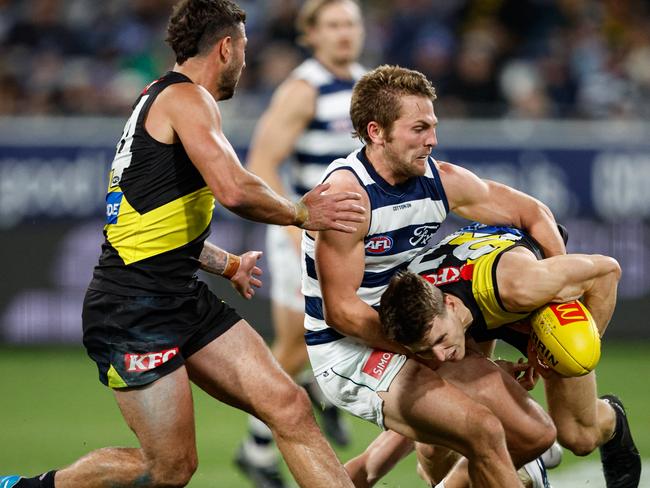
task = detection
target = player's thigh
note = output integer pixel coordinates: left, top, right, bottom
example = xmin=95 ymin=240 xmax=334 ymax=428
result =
xmin=185 ymin=319 xmax=303 ymax=420
xmin=437 ymin=354 xmax=555 ymax=448
xmin=380 ymin=358 xmax=504 ymax=457
xmin=114 ymin=365 xmax=196 ymax=462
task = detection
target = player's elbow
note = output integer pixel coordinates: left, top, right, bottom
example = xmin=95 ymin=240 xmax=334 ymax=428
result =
xmin=322 ymin=304 xmax=355 ymax=337
xmin=601 ymin=255 xmax=622 ymax=281
xmin=215 ymin=183 xmax=248 ymax=210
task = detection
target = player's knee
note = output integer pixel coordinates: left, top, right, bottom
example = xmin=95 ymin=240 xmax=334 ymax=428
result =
xmin=557 ymin=427 xmax=599 ymax=457
xmin=265 ymin=379 xmax=313 ymax=430
xmin=149 ymin=452 xmax=198 ymax=487
xmin=510 ymin=411 xmax=557 ymax=464
xmin=464 ymin=406 xmax=507 ymax=456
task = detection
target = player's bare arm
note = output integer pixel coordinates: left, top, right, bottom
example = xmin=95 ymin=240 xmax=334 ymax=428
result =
xmin=199 ymin=241 xmax=263 ymax=299
xmin=155 ymin=82 xmax=365 ymax=231
xmin=247 ymin=78 xmax=317 ymax=249
xmin=498 ymin=250 xmax=621 ymax=333
xmin=438 ymin=161 xmax=566 ymax=257
xmin=247 ymin=78 xmax=317 ymax=193
xmin=314 ymin=171 xmax=408 ymax=352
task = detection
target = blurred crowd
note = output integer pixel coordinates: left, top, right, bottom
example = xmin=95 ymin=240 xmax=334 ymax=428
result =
xmin=1 ymin=0 xmax=650 ymax=119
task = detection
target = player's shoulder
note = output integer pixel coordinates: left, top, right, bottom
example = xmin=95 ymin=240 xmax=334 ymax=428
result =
xmin=157 ymin=82 xmax=220 ymax=121
xmin=291 ymin=58 xmax=333 ymax=86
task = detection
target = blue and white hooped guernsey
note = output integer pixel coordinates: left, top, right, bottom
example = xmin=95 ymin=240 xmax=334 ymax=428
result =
xmin=290 ymin=58 xmax=366 ymax=196
xmin=302 ymin=148 xmax=449 ymax=343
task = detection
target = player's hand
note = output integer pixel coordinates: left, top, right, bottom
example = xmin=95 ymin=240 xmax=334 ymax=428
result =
xmin=494 ymin=358 xmax=540 ymax=390
xmin=527 ymin=339 xmax=555 ymax=379
xmin=297 ymin=182 xmax=366 ymax=232
xmin=230 ymin=251 xmax=263 ymax=299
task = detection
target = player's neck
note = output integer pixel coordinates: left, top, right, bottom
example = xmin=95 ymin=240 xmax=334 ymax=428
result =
xmin=172 ymin=60 xmax=221 ymax=99
xmin=314 ymin=54 xmax=355 ymax=80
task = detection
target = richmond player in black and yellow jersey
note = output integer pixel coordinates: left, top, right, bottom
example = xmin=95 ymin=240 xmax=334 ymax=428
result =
xmin=343 ymin=223 xmax=640 ymax=488
xmin=2 ymin=2 xmax=364 ymax=488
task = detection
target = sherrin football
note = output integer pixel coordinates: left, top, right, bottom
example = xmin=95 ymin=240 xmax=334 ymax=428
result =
xmin=530 ymin=300 xmax=601 ymax=377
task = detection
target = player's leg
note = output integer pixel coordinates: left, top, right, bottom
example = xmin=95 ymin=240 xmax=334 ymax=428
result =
xmin=54 ymin=366 xmax=197 ymax=487
xmin=436 ymin=352 xmax=556 ymax=466
xmin=272 ymin=304 xmax=309 ymax=376
xmin=380 ymin=358 xmax=523 ymax=488
xmin=544 ymin=373 xmax=640 ymax=487
xmin=4 ymin=366 xmax=198 ymax=488
xmin=186 ymin=320 xmax=354 ymax=488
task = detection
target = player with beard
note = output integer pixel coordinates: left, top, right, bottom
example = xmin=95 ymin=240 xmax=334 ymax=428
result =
xmin=0 ymin=1 xmax=364 ymax=487
xmin=302 ymin=65 xmax=570 ymax=487
xmin=237 ymin=1 xmax=366 ymax=485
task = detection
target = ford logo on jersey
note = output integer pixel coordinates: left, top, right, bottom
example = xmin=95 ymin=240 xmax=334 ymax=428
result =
xmin=106 ymin=191 xmax=124 ymax=224
xmin=365 ymin=235 xmax=393 ymax=254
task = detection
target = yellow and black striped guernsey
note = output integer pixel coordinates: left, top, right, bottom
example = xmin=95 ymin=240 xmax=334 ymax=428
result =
xmin=90 ymin=72 xmax=214 ymax=295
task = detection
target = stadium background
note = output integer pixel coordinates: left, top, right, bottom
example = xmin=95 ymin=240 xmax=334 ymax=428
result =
xmin=1 ymin=0 xmax=649 ymax=486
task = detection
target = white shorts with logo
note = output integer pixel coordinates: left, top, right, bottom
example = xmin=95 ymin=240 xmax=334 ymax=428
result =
xmin=266 ymin=225 xmax=304 ymax=312
xmin=307 ymin=336 xmax=407 ymax=428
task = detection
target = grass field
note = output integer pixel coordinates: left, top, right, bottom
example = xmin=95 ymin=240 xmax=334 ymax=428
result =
xmin=1 ymin=342 xmax=648 ymax=487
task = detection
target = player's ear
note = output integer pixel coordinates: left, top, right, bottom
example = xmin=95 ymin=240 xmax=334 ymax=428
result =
xmin=443 ymin=293 xmax=455 ymax=310
xmin=217 ymin=35 xmax=233 ymax=63
xmin=367 ymin=121 xmax=384 ymax=145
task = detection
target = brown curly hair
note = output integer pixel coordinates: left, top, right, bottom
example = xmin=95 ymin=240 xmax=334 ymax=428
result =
xmin=166 ymin=0 xmax=246 ymax=64
xmin=379 ymin=271 xmax=445 ymax=346
xmin=351 ymin=65 xmax=437 ymax=145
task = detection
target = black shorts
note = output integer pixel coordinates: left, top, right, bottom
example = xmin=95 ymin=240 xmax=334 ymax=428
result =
xmin=82 ymin=282 xmax=241 ymax=389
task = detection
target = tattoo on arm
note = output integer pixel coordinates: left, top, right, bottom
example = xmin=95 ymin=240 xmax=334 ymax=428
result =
xmin=199 ymin=243 xmax=228 ymax=275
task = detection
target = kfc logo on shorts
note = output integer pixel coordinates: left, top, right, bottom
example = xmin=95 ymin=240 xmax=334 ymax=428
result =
xmin=125 ymin=347 xmax=179 ymax=372
xmin=362 ymin=350 xmax=395 ymax=379
xmin=366 ymin=236 xmax=393 ymax=254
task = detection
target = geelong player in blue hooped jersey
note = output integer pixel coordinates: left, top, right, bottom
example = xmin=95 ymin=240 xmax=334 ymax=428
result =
xmin=239 ymin=1 xmax=366 ymax=485
xmin=302 ymin=65 xmax=570 ymax=488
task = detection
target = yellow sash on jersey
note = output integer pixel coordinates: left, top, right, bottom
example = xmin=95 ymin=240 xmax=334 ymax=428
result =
xmin=105 ymin=186 xmax=214 ymax=265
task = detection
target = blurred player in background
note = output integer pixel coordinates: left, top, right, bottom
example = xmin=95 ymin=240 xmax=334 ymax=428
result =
xmin=237 ymin=1 xmax=366 ymax=486
xmin=347 ymin=223 xmax=640 ymax=488
xmin=0 ymin=1 xmax=365 ymax=487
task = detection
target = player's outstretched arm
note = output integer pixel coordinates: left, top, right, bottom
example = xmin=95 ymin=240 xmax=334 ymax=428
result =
xmin=199 ymin=241 xmax=262 ymax=299
xmin=438 ymin=161 xmax=566 ymax=257
xmin=165 ymin=83 xmax=365 ymax=231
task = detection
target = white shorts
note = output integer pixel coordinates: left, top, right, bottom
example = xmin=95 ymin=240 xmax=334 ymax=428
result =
xmin=266 ymin=225 xmax=303 ymax=312
xmin=307 ymin=336 xmax=407 ymax=428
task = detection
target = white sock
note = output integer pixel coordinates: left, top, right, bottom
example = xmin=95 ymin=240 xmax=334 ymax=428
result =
xmin=433 ymin=481 xmax=445 ymax=488
xmin=248 ymin=415 xmax=273 ymax=440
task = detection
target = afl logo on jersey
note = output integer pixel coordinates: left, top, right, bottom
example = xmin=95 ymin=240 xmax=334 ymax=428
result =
xmin=366 ymin=235 xmax=393 ymax=254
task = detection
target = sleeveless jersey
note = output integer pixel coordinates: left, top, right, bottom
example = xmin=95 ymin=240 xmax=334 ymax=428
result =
xmin=290 ymin=58 xmax=365 ymax=196
xmin=407 ymin=223 xmax=544 ymax=351
xmin=302 ymin=148 xmax=449 ymax=336
xmin=89 ymin=71 xmax=215 ymax=296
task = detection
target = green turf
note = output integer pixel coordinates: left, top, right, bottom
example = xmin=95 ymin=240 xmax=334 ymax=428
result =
xmin=0 ymin=343 xmax=648 ymax=487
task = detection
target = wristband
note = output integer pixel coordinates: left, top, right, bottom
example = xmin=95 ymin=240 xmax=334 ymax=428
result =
xmin=223 ymin=253 xmax=241 ymax=279
xmin=293 ymin=200 xmax=309 ymax=227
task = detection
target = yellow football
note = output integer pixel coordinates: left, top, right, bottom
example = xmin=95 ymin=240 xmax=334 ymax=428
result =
xmin=530 ymin=300 xmax=601 ymax=377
